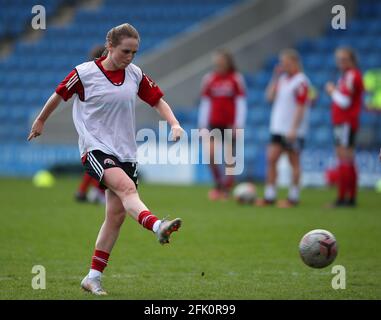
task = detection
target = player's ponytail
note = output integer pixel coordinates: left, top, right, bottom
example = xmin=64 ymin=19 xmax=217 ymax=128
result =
xmin=105 ymin=23 xmax=140 ymax=50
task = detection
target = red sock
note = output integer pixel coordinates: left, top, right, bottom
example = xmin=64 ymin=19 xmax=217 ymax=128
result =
xmin=348 ymin=162 xmax=357 ymax=200
xmin=337 ymin=162 xmax=349 ymax=201
xmin=90 ymin=176 xmax=100 ymax=188
xmin=138 ymin=210 xmax=159 ymax=231
xmin=210 ymin=164 xmax=222 ymax=189
xmin=89 ymin=177 xmax=105 ymax=194
xmin=78 ymin=172 xmax=93 ymax=194
xmin=224 ymin=174 xmax=235 ymax=191
xmin=91 ymin=249 xmax=110 ymax=273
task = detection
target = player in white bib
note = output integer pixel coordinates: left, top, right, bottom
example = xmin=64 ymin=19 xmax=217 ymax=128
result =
xmin=28 ymin=23 xmax=183 ymax=295
xmin=256 ymin=49 xmax=311 ymax=208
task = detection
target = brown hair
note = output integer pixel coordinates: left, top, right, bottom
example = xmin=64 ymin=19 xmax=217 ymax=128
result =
xmin=335 ymin=47 xmax=358 ymax=67
xmin=215 ymin=49 xmax=237 ymax=72
xmin=103 ymin=23 xmax=140 ymax=56
xmin=89 ymin=44 xmax=105 ymax=60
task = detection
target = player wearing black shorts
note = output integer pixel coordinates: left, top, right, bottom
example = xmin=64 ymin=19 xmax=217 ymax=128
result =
xmin=256 ymin=49 xmax=311 ymax=208
xmin=82 ymin=150 xmax=139 ymax=189
xmin=28 ymin=23 xmax=184 ymax=295
xmin=325 ymin=47 xmax=364 ymax=207
xmin=198 ymin=50 xmax=247 ymax=200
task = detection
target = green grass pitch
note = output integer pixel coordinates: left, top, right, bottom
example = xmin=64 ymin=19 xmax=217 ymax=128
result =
xmin=0 ymin=177 xmax=380 ymax=300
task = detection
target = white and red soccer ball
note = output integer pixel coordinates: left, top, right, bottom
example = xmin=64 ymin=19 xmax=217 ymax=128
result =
xmin=233 ymin=182 xmax=257 ymax=204
xmin=299 ymin=229 xmax=338 ymax=268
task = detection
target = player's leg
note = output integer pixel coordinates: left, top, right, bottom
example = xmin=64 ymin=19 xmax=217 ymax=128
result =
xmin=278 ymin=136 xmax=305 ymax=208
xmin=335 ymin=145 xmax=351 ymax=206
xmin=336 ymin=145 xmax=356 ymax=206
xmin=95 ymin=189 xmax=126 ymax=252
xmin=345 ymin=129 xmax=357 ymax=206
xmin=75 ymin=172 xmax=93 ymax=202
xmin=347 ymin=146 xmax=357 ymax=206
xmin=81 ymin=189 xmax=125 ymax=295
xmin=102 ymin=167 xmax=149 ymax=220
xmin=257 ymin=140 xmax=283 ymax=205
xmin=331 ymin=124 xmax=356 ymax=207
xmin=102 ymin=167 xmax=181 ymax=243
xmin=208 ymin=133 xmax=226 ymax=200
xmin=222 ymin=128 xmax=236 ymax=193
xmin=277 ymin=149 xmax=301 ymax=208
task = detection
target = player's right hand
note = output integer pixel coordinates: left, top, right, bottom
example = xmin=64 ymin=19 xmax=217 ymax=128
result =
xmin=27 ymin=118 xmax=44 ymax=141
xmin=273 ymin=64 xmax=283 ymax=77
xmin=170 ymin=124 xmax=184 ymax=141
xmin=325 ymin=82 xmax=335 ymax=95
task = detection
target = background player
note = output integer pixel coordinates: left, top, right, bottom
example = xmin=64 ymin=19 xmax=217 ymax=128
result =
xmin=28 ymin=23 xmax=183 ymax=295
xmin=257 ymin=49 xmax=311 ymax=208
xmin=325 ymin=47 xmax=364 ymax=207
xmin=198 ymin=49 xmax=247 ymax=200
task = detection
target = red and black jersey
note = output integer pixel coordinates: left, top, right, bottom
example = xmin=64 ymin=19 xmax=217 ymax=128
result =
xmin=56 ymin=56 xmax=163 ymax=106
xmin=201 ymin=71 xmax=246 ymax=127
xmin=331 ymin=68 xmax=364 ymax=131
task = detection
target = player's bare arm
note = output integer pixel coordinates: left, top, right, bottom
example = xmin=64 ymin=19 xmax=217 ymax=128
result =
xmin=154 ymin=98 xmax=184 ymax=140
xmin=27 ymin=92 xmax=63 ymax=141
xmin=265 ymin=78 xmax=278 ymax=102
xmin=325 ymin=82 xmax=336 ymax=96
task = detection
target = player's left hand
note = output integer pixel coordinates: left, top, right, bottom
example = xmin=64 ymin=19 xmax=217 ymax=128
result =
xmin=171 ymin=124 xmax=184 ymax=141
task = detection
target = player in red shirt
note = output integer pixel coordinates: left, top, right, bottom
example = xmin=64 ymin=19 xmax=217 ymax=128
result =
xmin=325 ymin=47 xmax=364 ymax=207
xmin=28 ymin=24 xmax=184 ymax=295
xmin=198 ymin=50 xmax=247 ymax=200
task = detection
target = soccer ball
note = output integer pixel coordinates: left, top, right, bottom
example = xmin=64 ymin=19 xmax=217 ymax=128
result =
xmin=299 ymin=229 xmax=338 ymax=268
xmin=233 ymin=182 xmax=256 ymax=204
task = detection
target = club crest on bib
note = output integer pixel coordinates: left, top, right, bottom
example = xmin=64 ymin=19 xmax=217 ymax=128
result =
xmin=104 ymin=158 xmax=116 ymax=166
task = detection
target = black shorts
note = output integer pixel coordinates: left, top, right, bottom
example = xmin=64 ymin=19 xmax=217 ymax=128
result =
xmin=333 ymin=123 xmax=356 ymax=148
xmin=270 ymin=134 xmax=305 ymax=153
xmin=82 ymin=150 xmax=138 ymax=190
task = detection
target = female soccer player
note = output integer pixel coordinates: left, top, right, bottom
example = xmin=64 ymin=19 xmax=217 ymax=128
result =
xmin=256 ymin=49 xmax=311 ymax=208
xmin=198 ymin=50 xmax=247 ymax=200
xmin=28 ymin=23 xmax=183 ymax=295
xmin=325 ymin=47 xmax=364 ymax=207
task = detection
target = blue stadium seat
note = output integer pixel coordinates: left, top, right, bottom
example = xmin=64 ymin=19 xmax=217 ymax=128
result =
xmin=311 ymin=127 xmax=332 ymax=148
xmin=360 ymin=111 xmax=379 ymax=127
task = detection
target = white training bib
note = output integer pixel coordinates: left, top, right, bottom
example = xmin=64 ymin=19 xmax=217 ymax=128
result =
xmin=73 ymin=61 xmax=143 ymax=162
xmin=270 ymin=72 xmax=311 ymax=137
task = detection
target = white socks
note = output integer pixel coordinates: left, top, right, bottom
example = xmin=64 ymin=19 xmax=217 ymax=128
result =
xmin=264 ymin=185 xmax=277 ymax=201
xmin=152 ymin=220 xmax=161 ymax=233
xmin=88 ymin=269 xmax=102 ymax=279
xmin=265 ymin=184 xmax=300 ymax=202
xmin=288 ymin=185 xmax=300 ymax=202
